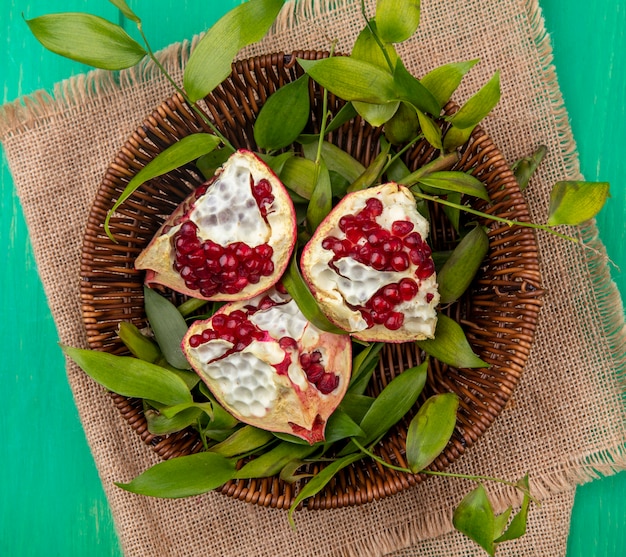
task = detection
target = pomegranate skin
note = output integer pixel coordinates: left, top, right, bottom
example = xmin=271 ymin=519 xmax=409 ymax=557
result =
xmin=301 ymin=182 xmax=440 ymax=343
xmin=135 ymin=150 xmax=297 ymax=302
xmin=182 ymin=288 xmax=352 ymax=444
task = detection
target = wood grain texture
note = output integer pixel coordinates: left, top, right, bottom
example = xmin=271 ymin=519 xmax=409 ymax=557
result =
xmin=0 ymin=1 xmax=623 ymax=555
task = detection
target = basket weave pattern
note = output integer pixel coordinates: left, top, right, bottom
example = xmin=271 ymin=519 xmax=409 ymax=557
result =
xmin=80 ymin=52 xmax=542 ymax=510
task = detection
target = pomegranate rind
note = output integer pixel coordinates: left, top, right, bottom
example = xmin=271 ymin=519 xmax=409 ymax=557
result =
xmin=301 ymin=182 xmax=440 ymax=343
xmin=135 ymin=149 xmax=297 ymax=301
xmin=181 ymin=288 xmax=352 ymax=444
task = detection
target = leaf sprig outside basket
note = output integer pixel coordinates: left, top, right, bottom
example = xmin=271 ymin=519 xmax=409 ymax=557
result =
xmin=27 ymin=0 xmax=609 ymax=554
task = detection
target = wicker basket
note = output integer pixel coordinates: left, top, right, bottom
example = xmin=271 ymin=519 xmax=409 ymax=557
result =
xmin=80 ymin=51 xmax=543 ymax=510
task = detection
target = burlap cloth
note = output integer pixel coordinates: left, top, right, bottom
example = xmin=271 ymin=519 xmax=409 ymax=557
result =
xmin=1 ymin=0 xmax=625 ymax=555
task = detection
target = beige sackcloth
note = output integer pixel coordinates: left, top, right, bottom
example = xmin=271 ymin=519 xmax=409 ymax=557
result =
xmin=2 ymin=0 xmax=625 ymax=555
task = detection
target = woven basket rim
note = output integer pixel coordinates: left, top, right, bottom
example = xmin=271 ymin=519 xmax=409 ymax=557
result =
xmin=79 ymin=50 xmax=543 ymax=511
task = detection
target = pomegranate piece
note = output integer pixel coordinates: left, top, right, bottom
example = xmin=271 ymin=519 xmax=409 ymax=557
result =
xmin=301 ymin=182 xmax=440 ymax=342
xmin=135 ymin=150 xmax=297 ymax=301
xmin=182 ymin=288 xmax=352 ymax=444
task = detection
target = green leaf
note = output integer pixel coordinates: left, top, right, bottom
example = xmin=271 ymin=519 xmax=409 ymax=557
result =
xmin=288 ymin=453 xmax=363 ymax=525
xmin=25 ymin=13 xmax=146 ymax=70
xmin=322 ymin=408 xmax=366 ymax=444
xmin=417 ymin=171 xmax=490 ymax=201
xmin=353 ymin=100 xmax=400 ymax=127
xmin=421 ymin=59 xmax=479 ymax=109
xmin=446 ymin=71 xmax=501 ymax=129
xmin=417 ymin=314 xmax=488 ymax=368
xmin=453 ymin=484 xmax=496 ymax=556
xmin=62 ymin=346 xmax=192 ymax=406
xmin=493 ymin=507 xmax=514 ymax=539
xmin=416 ymin=110 xmax=443 ymax=151
xmin=254 ymin=75 xmax=311 ymax=150
xmin=352 ymin=21 xmax=398 ymax=70
xmin=511 ymin=145 xmax=547 ymax=191
xmin=494 ymin=475 xmax=532 ymax=543
xmin=116 ymin=452 xmax=236 ymax=498
xmin=306 ymin=160 xmax=333 ymax=232
xmin=105 ymin=133 xmax=221 ymax=238
xmin=108 ymin=0 xmax=141 ymax=23
xmin=348 ymin=342 xmax=384 ymax=395
xmin=384 ymin=102 xmax=420 ymax=145
xmin=301 ymin=141 xmax=365 ymax=184
xmin=393 ymin=59 xmax=441 ymax=116
xmin=183 ymin=0 xmax=284 ymax=102
xmin=341 ymin=361 xmax=428 ymax=455
xmin=208 ymin=426 xmax=274 ymax=457
xmin=437 ymin=225 xmax=489 ymax=304
xmin=338 ymin=393 xmax=376 ymax=424
xmin=347 ymin=142 xmax=391 ymax=193
xmin=406 ymin=393 xmax=459 ymax=472
xmin=376 ymin=0 xmax=421 ymax=43
xmin=196 ymin=147 xmax=234 ymax=179
xmin=299 ymin=57 xmax=397 ymax=104
xmin=235 ymin=441 xmax=318 ymax=479
xmin=547 ymin=181 xmax=610 ymax=226
xmin=144 ymin=403 xmax=204 ymax=435
xmin=118 ymin=321 xmax=161 ymax=363
xmin=443 ymin=71 xmax=500 ymax=151
xmin=325 ymin=102 xmax=359 ymax=134
xmin=143 ymin=286 xmax=190 ymax=370
xmin=279 ymin=156 xmax=317 ymax=199
xmin=282 ymin=256 xmax=348 ymax=334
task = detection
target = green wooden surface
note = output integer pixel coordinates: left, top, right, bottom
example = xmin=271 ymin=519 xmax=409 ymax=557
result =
xmin=1 ymin=1 xmax=624 ymax=555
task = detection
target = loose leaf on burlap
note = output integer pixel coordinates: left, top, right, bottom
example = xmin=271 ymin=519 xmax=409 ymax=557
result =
xmin=375 ymin=0 xmax=421 ymax=44
xmin=143 ymin=286 xmax=190 ymax=370
xmin=254 ymin=75 xmax=311 ymax=150
xmin=406 ymin=392 xmax=459 ymax=472
xmin=62 ymin=347 xmax=192 ymax=407
xmin=547 ymin=181 xmax=610 ymax=225
xmin=104 ymin=133 xmax=221 ymax=237
xmin=183 ymin=0 xmax=284 ymax=102
xmin=495 ymin=475 xmax=532 ymax=543
xmin=116 ymin=452 xmax=236 ymax=498
xmin=511 ymin=145 xmax=547 ymax=190
xmin=453 ymin=484 xmax=497 ymax=556
xmin=25 ymin=13 xmax=146 ymax=70
xmin=417 ymin=313 xmax=488 ymax=368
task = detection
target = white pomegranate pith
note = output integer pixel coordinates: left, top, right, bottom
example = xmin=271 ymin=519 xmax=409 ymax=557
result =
xmin=135 ymin=150 xmax=296 ymax=301
xmin=182 ymin=287 xmax=352 ymax=444
xmin=301 ymin=182 xmax=440 ymax=342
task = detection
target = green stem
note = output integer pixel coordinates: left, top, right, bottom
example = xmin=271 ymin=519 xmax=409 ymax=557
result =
xmin=382 ymin=133 xmax=424 ymax=175
xmin=359 ymin=0 xmax=395 ymax=72
xmin=137 ymin=24 xmax=234 ymax=151
xmin=401 ymin=152 xmax=461 ymax=186
xmin=351 ymin=439 xmax=540 ymax=505
xmin=411 ymin=190 xmax=580 ymax=243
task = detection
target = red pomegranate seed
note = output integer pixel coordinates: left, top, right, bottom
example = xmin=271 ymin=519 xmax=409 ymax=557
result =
xmin=189 ymin=334 xmax=203 ymax=347
xmin=391 ymin=252 xmax=410 ymax=272
xmin=369 ymin=295 xmax=391 ymax=313
xmin=306 ymin=363 xmax=325 ymax=383
xmin=391 ymin=220 xmax=414 ymax=237
xmin=409 ymin=249 xmax=425 ymax=266
xmin=299 ymin=352 xmax=311 ymax=368
xmin=416 ymin=258 xmax=436 ymax=279
xmin=384 ymin=312 xmax=404 ymax=330
xmin=279 ymin=337 xmax=298 ymax=351
xmin=367 ymin=229 xmax=389 ymax=246
xmin=403 ymin=232 xmax=423 ymax=248
xmin=399 ymin=278 xmax=419 ymax=300
xmin=370 ymin=252 xmax=388 ymax=270
xmin=382 ymin=284 xmax=402 ymax=304
xmin=364 ymin=197 xmax=383 ymax=217
xmin=426 ymin=293 xmax=435 ymax=303
xmin=316 ymin=373 xmax=339 ymax=394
